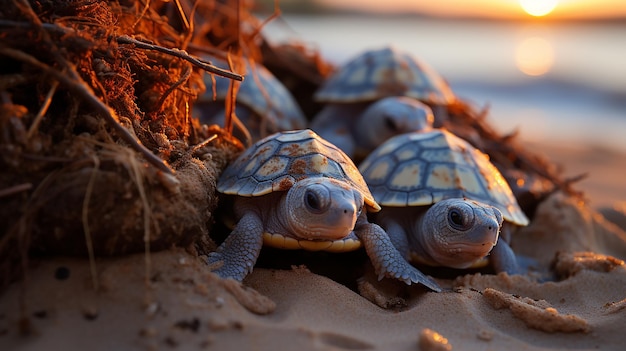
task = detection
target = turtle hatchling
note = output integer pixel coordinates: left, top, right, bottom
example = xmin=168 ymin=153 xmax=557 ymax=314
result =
xmin=311 ymin=46 xmax=455 ymax=160
xmin=208 ymin=129 xmax=441 ymax=291
xmin=312 ymin=96 xmax=435 ymax=161
xmin=359 ymin=129 xmax=530 ymax=274
xmin=195 ymin=57 xmax=307 ymax=144
xmin=314 ymin=46 xmax=455 ymax=108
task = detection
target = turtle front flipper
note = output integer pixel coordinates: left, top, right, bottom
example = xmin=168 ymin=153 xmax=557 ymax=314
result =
xmin=355 ymin=215 xmax=442 ymax=292
xmin=379 ymin=217 xmax=411 ymax=258
xmin=207 ymin=212 xmax=264 ymax=281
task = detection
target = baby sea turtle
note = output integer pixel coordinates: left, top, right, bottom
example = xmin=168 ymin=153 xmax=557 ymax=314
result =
xmin=311 ymin=96 xmax=435 ymax=162
xmin=359 ymin=129 xmax=529 ymax=273
xmin=208 ymin=129 xmax=441 ymax=291
xmin=314 ymin=46 xmax=455 ymax=107
xmin=311 ymin=46 xmax=455 ymax=160
xmin=195 ymin=57 xmax=307 ymax=144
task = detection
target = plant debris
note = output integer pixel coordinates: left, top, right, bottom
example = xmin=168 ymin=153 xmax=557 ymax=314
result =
xmin=0 ymin=0 xmax=245 ymax=288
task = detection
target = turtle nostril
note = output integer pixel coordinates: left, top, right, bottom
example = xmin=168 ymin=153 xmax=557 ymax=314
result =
xmin=341 ymin=204 xmax=357 ymax=217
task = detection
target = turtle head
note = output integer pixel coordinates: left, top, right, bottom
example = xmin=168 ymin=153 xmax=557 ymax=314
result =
xmin=356 ymin=97 xmax=434 ymax=154
xmin=417 ymin=198 xmax=503 ymax=269
xmin=282 ymin=177 xmax=364 ymax=241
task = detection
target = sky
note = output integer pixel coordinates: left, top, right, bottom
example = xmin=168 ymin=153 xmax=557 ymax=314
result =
xmin=316 ymin=0 xmax=626 ymax=20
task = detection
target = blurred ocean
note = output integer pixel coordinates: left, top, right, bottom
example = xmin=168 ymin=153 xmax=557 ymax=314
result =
xmin=262 ymin=15 xmax=626 ymax=152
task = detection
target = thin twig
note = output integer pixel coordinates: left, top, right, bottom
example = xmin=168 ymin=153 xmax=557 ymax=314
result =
xmin=190 ymin=134 xmax=218 ymax=155
xmin=127 ymin=148 xmax=153 ymax=295
xmin=155 ymin=62 xmax=193 ymax=112
xmin=27 ymin=80 xmax=58 ymax=139
xmin=133 ymin=0 xmax=152 ymax=29
xmin=82 ymin=156 xmax=100 ymax=292
xmin=180 ymin=0 xmax=199 ymax=51
xmin=232 ymin=112 xmax=252 ymax=147
xmin=0 ymin=46 xmax=174 ymax=175
xmin=0 ymin=183 xmax=32 ymax=198
xmin=247 ymin=0 xmax=282 ymax=41
xmin=116 ymin=35 xmax=244 ymax=81
xmin=173 ymin=0 xmax=191 ymax=37
xmin=0 ymin=20 xmax=243 ymax=81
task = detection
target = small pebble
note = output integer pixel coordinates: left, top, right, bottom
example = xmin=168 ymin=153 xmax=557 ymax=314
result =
xmin=174 ymin=318 xmax=200 ymax=333
xmin=207 ymin=317 xmax=229 ymax=331
xmin=476 ymin=329 xmax=493 ymax=341
xmin=82 ymin=306 xmax=99 ymax=321
xmin=146 ymin=302 xmax=160 ymax=316
xmin=418 ymin=328 xmax=452 ymax=351
xmin=139 ymin=327 xmax=157 ymax=338
xmin=215 ymin=296 xmax=225 ymax=308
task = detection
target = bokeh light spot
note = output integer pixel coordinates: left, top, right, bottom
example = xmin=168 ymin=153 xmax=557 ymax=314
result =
xmin=515 ymin=37 xmax=555 ymax=76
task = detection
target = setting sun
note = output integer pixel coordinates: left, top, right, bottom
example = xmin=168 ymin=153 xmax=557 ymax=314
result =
xmin=520 ymin=0 xmax=558 ymax=17
xmin=318 ymin=0 xmax=626 ymax=20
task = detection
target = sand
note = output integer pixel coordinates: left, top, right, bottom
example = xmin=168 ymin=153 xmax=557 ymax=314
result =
xmin=1 ymin=145 xmax=625 ymax=351
xmin=525 ymin=142 xmax=626 ymax=209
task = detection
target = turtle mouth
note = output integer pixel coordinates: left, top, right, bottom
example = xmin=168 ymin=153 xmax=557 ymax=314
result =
xmin=298 ymin=222 xmax=356 ymax=241
xmin=425 ymin=241 xmax=496 ymax=269
xmin=449 ymin=242 xmax=495 ymax=260
xmin=262 ymin=232 xmax=361 ymax=252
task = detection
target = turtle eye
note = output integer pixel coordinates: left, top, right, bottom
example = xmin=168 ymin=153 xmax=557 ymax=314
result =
xmin=305 ymin=191 xmax=320 ymax=210
xmin=448 ymin=207 xmax=472 ymax=231
xmin=304 ymin=188 xmax=329 ymax=214
xmin=383 ymin=115 xmax=399 ymax=132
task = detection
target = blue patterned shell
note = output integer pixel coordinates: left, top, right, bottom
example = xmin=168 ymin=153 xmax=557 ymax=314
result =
xmin=217 ymin=129 xmax=380 ymax=211
xmin=200 ymin=57 xmax=307 ymax=132
xmin=314 ymin=46 xmax=456 ymax=105
xmin=359 ymin=129 xmax=528 ymax=226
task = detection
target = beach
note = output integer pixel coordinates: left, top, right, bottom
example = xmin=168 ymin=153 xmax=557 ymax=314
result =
xmin=1 ymin=142 xmax=625 ymax=351
xmin=1 ymin=7 xmax=626 ymax=351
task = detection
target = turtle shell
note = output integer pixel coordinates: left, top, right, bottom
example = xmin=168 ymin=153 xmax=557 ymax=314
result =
xmin=218 ymin=129 xmax=380 ymax=212
xmin=314 ymin=46 xmax=456 ymax=106
xmin=359 ymin=129 xmax=529 ymax=226
xmin=199 ymin=57 xmax=307 ymax=132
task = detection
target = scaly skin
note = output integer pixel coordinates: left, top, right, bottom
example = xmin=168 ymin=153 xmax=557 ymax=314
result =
xmin=355 ymin=97 xmax=434 ymax=158
xmin=416 ymin=199 xmax=502 ymax=269
xmin=378 ymin=198 xmax=508 ymax=271
xmin=310 ymin=103 xmax=369 ymax=158
xmin=208 ymin=178 xmax=360 ymax=280
xmin=354 ymin=212 xmax=441 ymax=291
xmin=207 ymin=210 xmax=264 ymax=281
xmin=311 ymin=97 xmax=434 ymax=161
xmin=209 ymin=177 xmax=441 ymax=291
